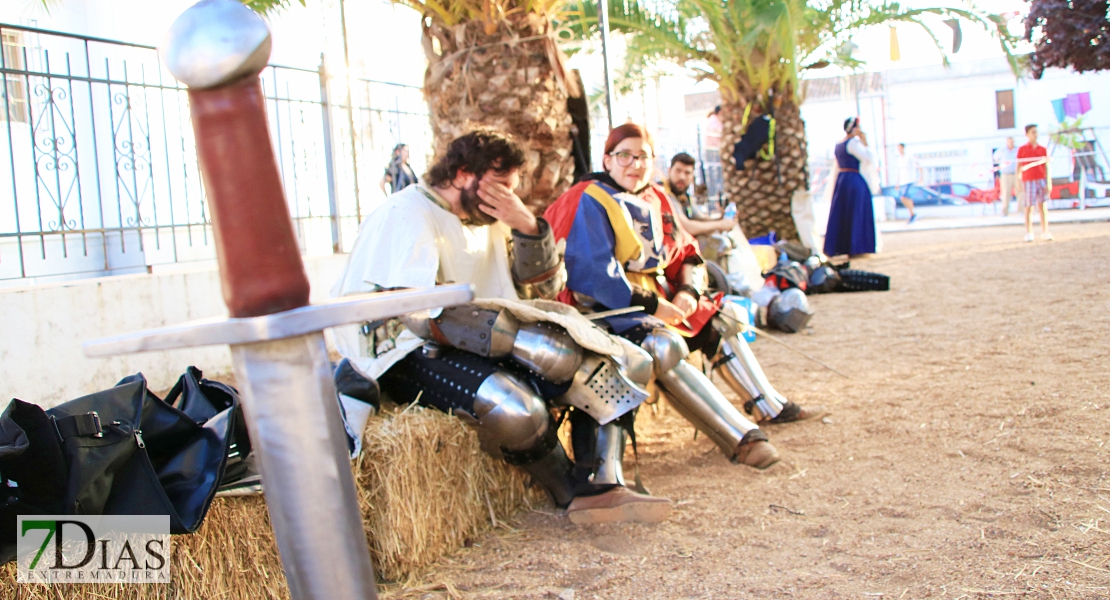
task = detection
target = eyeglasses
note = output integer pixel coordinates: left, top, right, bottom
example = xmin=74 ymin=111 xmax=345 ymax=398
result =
xmin=608 ymin=151 xmax=654 ymax=167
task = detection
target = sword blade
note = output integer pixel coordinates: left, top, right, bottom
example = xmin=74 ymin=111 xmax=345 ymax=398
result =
xmin=584 ymin=305 xmax=646 ymax=320
xmin=230 ymin=332 xmax=377 ymax=600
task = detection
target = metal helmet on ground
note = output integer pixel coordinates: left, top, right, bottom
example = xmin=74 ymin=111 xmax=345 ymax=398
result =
xmin=767 ymin=287 xmax=813 ymax=333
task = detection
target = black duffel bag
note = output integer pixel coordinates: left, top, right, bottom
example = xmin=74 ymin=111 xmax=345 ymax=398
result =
xmin=0 ymin=367 xmax=249 ymax=563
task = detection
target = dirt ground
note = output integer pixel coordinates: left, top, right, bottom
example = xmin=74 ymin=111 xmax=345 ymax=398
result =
xmin=386 ymin=221 xmax=1110 ymax=599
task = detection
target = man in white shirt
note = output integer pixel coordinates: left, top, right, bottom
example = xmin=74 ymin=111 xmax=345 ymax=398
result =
xmin=895 ymin=143 xmax=922 ymax=224
xmin=993 ymin=137 xmax=1021 ymax=216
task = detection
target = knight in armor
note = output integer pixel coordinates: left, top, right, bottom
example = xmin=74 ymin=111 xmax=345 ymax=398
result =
xmin=331 ymin=129 xmax=671 ymax=525
xmin=544 ymin=124 xmax=827 ymax=469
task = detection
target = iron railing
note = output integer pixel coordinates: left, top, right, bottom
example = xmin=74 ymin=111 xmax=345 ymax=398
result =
xmin=0 ymin=23 xmax=430 ymax=285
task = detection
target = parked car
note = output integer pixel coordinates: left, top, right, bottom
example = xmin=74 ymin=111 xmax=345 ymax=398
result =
xmin=928 ymin=182 xmax=998 ymax=203
xmin=1050 ymin=179 xmax=1080 ymax=200
xmin=879 ymin=185 xmax=969 ymax=207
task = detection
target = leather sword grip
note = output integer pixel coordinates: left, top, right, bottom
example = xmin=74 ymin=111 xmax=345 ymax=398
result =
xmin=189 ymin=76 xmax=310 ymax=317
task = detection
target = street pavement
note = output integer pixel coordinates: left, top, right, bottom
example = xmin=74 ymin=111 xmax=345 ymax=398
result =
xmin=879 ymin=205 xmax=1110 ymax=233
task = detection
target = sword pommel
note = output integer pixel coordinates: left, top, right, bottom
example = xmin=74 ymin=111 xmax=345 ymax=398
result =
xmin=163 ymin=0 xmax=310 ymax=318
xmin=161 ymin=0 xmax=272 ymax=89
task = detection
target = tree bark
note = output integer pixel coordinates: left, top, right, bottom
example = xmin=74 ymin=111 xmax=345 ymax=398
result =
xmin=719 ymin=98 xmax=808 ymax=242
xmin=421 ymin=14 xmax=577 ymax=214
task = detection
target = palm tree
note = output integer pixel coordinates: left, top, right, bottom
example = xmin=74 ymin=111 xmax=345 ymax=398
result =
xmin=242 ymin=0 xmax=581 ymax=213
xmin=566 ymin=0 xmax=1019 ymax=240
xmin=381 ymin=0 xmax=582 ymax=213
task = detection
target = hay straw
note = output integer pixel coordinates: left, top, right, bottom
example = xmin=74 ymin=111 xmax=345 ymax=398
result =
xmin=1 ymin=406 xmax=541 ymax=598
xmin=354 ymin=405 xmax=541 ymax=583
xmin=1 ymin=497 xmax=285 ymax=600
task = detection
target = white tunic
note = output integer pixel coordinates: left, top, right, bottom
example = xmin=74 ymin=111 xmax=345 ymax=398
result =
xmin=330 ymin=183 xmax=519 ymax=378
xmin=332 ymin=183 xmax=518 ymax=299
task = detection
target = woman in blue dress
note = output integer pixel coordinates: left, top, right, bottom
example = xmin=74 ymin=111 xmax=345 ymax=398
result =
xmin=824 ymin=117 xmax=877 ymax=257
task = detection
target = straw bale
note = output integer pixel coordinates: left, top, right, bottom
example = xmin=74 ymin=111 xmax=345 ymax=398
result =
xmin=354 ymin=405 xmax=541 ymax=582
xmin=1 ymin=405 xmax=541 ymax=598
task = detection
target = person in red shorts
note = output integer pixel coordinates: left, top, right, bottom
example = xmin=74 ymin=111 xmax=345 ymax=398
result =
xmin=1017 ymin=124 xmax=1053 ymax=242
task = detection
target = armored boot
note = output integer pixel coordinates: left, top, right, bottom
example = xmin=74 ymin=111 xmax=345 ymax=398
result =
xmin=566 ymin=413 xmax=672 ymax=524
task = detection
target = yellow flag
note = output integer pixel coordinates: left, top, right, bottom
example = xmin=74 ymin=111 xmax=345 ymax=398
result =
xmin=889 ymin=26 xmax=901 ymax=62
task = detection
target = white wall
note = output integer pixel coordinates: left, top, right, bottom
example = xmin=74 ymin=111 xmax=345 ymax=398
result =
xmin=0 ymin=253 xmax=350 ymax=409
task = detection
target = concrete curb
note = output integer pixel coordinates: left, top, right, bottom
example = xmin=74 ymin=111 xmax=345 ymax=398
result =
xmin=879 ymin=207 xmax=1110 ymax=233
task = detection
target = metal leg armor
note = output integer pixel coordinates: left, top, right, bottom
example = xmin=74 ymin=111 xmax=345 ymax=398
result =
xmin=715 ymin=335 xmax=787 ymax=420
xmin=460 ymin=371 xmax=576 ymax=507
xmin=410 ymin=305 xmax=650 ymax=424
xmin=399 ymin=306 xmax=654 ymax=498
xmin=379 ymin=347 xmax=577 ymax=507
xmin=711 ymin=303 xmax=796 ymax=421
xmin=641 ymin=328 xmax=766 ymax=460
xmin=570 ymin=408 xmax=625 ymax=493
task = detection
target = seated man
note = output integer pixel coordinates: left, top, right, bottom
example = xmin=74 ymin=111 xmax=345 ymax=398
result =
xmin=545 ymin=124 xmax=827 ymax=469
xmin=663 ymin=151 xmax=764 ymax=293
xmin=332 ymin=129 xmax=670 ymax=524
xmin=662 ymin=152 xmax=734 ymax=238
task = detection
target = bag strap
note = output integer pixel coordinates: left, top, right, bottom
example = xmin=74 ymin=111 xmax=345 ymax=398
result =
xmin=52 ymin=412 xmax=103 ymax=440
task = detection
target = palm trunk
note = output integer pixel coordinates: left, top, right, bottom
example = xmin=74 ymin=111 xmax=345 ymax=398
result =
xmin=421 ymin=14 xmax=577 ymax=213
xmin=719 ymin=97 xmax=808 ymax=242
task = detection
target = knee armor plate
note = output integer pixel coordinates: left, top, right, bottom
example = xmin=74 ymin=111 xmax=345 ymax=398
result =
xmin=510 ymin=321 xmax=584 ymax=384
xmin=640 ymin=328 xmax=690 ymax=374
xmin=464 ymin=371 xmax=551 ymax=459
xmin=711 ymin=298 xmax=747 ymax=339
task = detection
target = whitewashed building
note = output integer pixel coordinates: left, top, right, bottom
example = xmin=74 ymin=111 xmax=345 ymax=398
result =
xmin=800 ymin=57 xmax=1110 ymax=192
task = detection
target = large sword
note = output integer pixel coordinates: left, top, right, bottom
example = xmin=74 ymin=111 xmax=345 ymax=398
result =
xmin=82 ymin=1 xmax=473 ymax=598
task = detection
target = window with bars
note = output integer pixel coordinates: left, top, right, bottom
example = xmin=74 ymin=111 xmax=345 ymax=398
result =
xmin=1 ymin=29 xmax=29 ymax=123
xmin=927 ymin=166 xmax=952 ymax=184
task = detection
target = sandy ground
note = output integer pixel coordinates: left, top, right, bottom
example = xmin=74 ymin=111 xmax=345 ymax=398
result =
xmin=384 ymin=221 xmax=1110 ymax=599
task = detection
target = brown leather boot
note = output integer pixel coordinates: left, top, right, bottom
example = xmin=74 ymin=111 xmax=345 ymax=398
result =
xmin=733 ymin=439 xmax=780 ymax=469
xmin=766 ymin=401 xmax=828 ymax=424
xmin=566 ymin=486 xmax=673 ymax=525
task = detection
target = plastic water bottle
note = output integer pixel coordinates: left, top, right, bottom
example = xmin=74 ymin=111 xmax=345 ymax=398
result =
xmin=723 ymin=202 xmax=737 ymax=220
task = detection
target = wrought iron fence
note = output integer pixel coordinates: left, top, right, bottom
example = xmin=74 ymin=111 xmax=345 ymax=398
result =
xmin=0 ymin=23 xmax=430 ymax=285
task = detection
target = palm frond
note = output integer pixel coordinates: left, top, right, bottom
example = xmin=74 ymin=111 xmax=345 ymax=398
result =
xmin=564 ymin=0 xmax=1022 ymax=104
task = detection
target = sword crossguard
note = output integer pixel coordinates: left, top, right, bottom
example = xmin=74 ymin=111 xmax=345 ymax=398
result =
xmin=83 ymin=286 xmax=475 ymax=357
